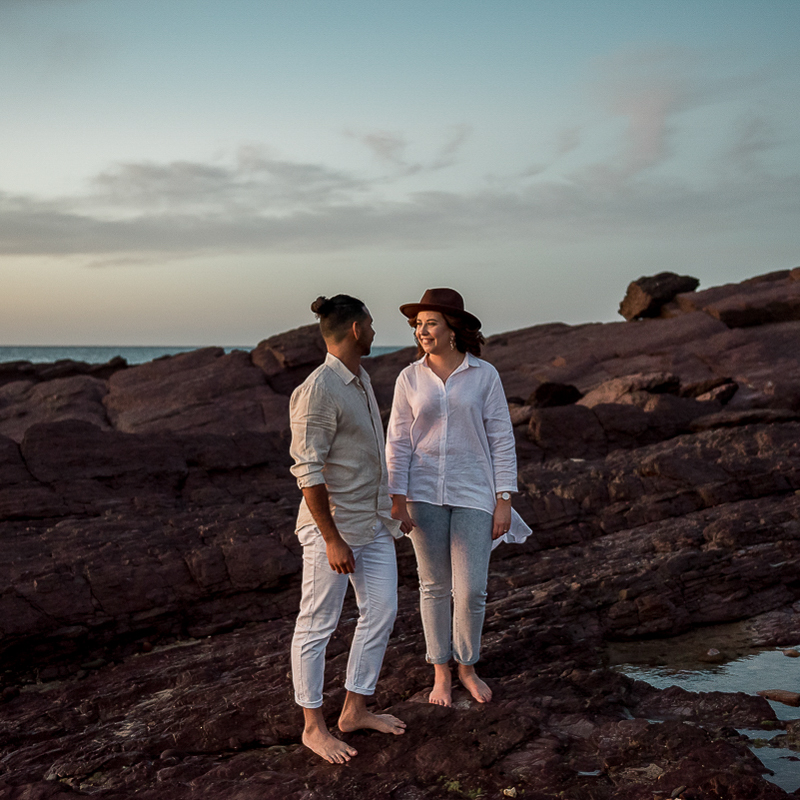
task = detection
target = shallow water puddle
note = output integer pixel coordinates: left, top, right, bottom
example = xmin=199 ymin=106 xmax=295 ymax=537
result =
xmin=608 ymin=633 xmax=800 ymax=793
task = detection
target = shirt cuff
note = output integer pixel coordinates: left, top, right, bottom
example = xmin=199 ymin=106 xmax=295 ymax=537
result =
xmin=296 ymin=473 xmax=327 ymax=489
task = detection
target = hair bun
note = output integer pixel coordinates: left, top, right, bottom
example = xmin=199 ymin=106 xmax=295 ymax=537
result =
xmin=310 ymin=296 xmax=330 ymax=315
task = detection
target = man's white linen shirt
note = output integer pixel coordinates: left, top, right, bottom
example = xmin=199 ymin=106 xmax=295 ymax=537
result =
xmin=290 ymin=353 xmax=401 ymax=546
xmin=385 ymin=353 xmax=518 ymax=516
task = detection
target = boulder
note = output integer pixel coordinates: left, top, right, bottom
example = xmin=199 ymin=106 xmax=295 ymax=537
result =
xmin=482 ymin=312 xmax=728 ymax=400
xmin=0 ymin=435 xmax=32 ymax=485
xmin=104 ymin=348 xmax=289 ymax=434
xmin=663 ymin=268 xmax=800 ymax=327
xmin=756 ymin=689 xmax=800 ymax=707
xmin=527 ymin=381 xmax=583 ymax=408
xmin=0 ymin=434 xmax=69 ymax=520
xmin=618 ymin=272 xmax=700 ymax=320
xmin=20 ymin=420 xmax=187 ymax=486
xmin=251 ymin=324 xmax=327 ymax=396
xmin=528 ymin=404 xmax=607 ymax=460
xmin=0 ymin=356 xmax=126 ymax=389
xmin=0 ymin=375 xmax=110 ymax=442
xmin=529 ymin=384 xmax=717 ymax=459
xmin=577 ymin=373 xmax=680 ymax=407
xmin=483 ymin=313 xmax=800 ymax=414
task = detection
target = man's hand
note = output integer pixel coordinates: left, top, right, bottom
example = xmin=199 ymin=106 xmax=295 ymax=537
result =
xmin=326 ymin=537 xmax=355 ymax=574
xmin=391 ymin=494 xmax=416 ymax=535
xmin=302 ymin=484 xmax=355 ymax=572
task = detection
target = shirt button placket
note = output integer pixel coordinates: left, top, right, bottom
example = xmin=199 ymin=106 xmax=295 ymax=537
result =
xmin=439 ymin=380 xmax=447 ymax=505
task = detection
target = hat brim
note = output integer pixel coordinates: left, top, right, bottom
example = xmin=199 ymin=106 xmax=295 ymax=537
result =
xmin=399 ymin=302 xmax=481 ymax=330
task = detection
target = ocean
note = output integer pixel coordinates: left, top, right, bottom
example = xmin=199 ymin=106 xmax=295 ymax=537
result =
xmin=0 ymin=345 xmax=403 ymax=366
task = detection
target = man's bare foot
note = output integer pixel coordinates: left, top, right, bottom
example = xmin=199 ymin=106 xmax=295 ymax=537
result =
xmin=302 ymin=725 xmax=358 ymax=764
xmin=338 ymin=690 xmax=406 ymax=735
xmin=429 ymin=663 xmax=452 ymax=707
xmin=458 ymin=664 xmax=492 ymax=703
xmin=338 ymin=708 xmax=406 ymax=734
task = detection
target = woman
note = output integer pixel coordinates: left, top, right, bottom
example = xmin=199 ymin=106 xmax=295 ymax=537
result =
xmin=386 ymin=288 xmax=530 ymax=706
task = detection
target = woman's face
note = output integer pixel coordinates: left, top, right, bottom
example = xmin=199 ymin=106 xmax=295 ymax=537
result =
xmin=415 ymin=311 xmax=453 ymax=356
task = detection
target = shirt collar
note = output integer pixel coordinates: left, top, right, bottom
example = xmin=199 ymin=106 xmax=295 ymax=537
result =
xmin=415 ymin=352 xmax=481 ymax=372
xmin=324 ymin=352 xmax=370 ymax=385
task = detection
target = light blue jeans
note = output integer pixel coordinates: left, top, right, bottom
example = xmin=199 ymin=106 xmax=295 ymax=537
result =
xmin=291 ymin=523 xmax=398 ymax=708
xmin=408 ymin=502 xmax=493 ymax=666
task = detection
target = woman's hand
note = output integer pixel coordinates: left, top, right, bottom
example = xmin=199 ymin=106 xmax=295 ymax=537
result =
xmin=492 ymin=497 xmax=512 ymax=540
xmin=391 ymin=494 xmax=416 ymax=534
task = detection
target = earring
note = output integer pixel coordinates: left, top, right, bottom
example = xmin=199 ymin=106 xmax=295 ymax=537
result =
xmin=450 ymin=336 xmax=455 ymax=350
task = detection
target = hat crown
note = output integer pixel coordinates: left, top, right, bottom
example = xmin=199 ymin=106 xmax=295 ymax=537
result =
xmin=418 ymin=288 xmax=466 ymax=311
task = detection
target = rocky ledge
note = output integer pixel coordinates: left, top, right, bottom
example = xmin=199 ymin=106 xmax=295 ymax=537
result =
xmin=1 ymin=270 xmax=799 ymax=799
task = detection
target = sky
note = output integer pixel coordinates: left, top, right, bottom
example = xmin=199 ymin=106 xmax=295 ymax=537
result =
xmin=1 ymin=0 xmax=799 ymax=347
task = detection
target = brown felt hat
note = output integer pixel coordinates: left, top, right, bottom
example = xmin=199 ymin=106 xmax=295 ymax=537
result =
xmin=399 ymin=288 xmax=481 ymax=330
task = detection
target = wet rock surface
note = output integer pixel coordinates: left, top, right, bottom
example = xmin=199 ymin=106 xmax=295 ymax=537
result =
xmin=1 ymin=271 xmax=800 ymax=798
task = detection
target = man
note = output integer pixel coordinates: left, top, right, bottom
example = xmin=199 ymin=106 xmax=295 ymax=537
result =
xmin=289 ymin=294 xmax=406 ymax=764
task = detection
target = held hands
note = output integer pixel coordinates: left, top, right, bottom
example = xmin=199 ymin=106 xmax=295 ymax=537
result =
xmin=492 ymin=498 xmax=512 ymax=540
xmin=390 ymin=495 xmax=416 ymax=535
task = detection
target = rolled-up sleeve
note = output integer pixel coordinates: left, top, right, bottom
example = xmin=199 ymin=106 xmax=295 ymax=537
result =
xmin=289 ymin=381 xmax=337 ymax=489
xmin=385 ymin=372 xmax=414 ymax=496
xmin=483 ymin=372 xmax=518 ymax=493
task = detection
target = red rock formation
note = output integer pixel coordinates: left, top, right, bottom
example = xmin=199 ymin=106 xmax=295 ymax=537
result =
xmin=618 ymin=271 xmax=700 ymax=320
xmin=1 ymin=270 xmax=799 ymax=798
xmin=0 ymin=375 xmax=111 ymax=442
xmin=662 ymin=268 xmax=800 ymax=327
xmin=104 ymin=348 xmax=289 ymax=434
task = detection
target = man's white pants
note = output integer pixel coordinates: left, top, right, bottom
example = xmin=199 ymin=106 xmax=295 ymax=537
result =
xmin=291 ymin=523 xmax=398 ymax=708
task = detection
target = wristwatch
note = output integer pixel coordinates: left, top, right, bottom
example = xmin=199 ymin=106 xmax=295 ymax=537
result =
xmin=497 ymin=491 xmax=512 ymax=501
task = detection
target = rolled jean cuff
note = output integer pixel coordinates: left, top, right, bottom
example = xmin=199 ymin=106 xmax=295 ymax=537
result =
xmin=294 ymin=695 xmax=324 ymax=709
xmin=344 ymin=681 xmax=375 ymax=696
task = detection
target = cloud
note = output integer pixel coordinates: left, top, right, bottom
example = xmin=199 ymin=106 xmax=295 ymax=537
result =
xmin=348 ymin=124 xmax=472 ymax=176
xmin=724 ymin=114 xmax=782 ymax=175
xmin=1 ymin=61 xmax=797 ymax=265
xmin=359 ymin=130 xmax=409 ymax=166
xmin=587 ymin=46 xmax=789 ymax=185
xmin=590 ymin=48 xmax=695 ymax=178
xmin=430 ymin=124 xmax=472 ymax=169
xmin=610 ymin=86 xmax=681 ymax=175
xmin=2 ymin=153 xmax=798 ymax=262
xmin=556 ymin=127 xmax=581 ymax=157
xmin=89 ymin=147 xmax=368 ymax=212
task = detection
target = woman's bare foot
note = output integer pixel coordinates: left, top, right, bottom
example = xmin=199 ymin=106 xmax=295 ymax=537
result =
xmin=429 ymin=663 xmax=452 ymax=707
xmin=337 ymin=691 xmax=406 ymax=735
xmin=458 ymin=664 xmax=492 ymax=703
xmin=302 ymin=726 xmax=358 ymax=764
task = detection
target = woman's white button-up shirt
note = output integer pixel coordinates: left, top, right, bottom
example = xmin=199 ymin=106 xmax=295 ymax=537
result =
xmin=385 ymin=353 xmax=518 ymax=516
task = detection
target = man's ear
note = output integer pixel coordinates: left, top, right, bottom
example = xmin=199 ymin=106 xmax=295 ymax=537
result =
xmin=351 ymin=319 xmax=362 ymax=340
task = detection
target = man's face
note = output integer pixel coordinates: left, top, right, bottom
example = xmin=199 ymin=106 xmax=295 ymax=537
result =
xmin=356 ymin=309 xmax=375 ymax=356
